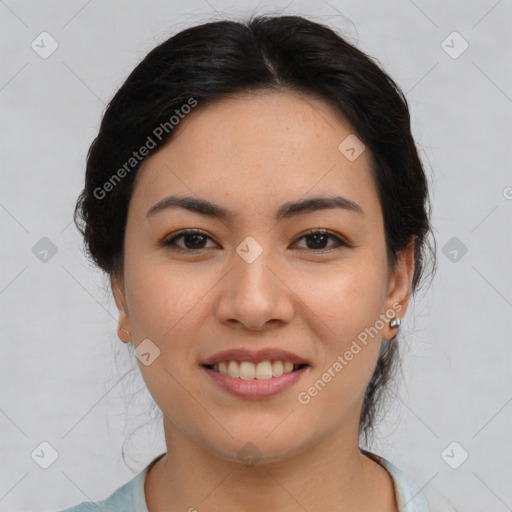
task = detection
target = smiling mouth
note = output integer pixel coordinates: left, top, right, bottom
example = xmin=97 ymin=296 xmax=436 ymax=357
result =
xmin=202 ymin=361 xmax=309 ymax=380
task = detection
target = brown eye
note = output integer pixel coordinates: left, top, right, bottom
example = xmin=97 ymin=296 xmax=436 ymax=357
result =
xmin=161 ymin=229 xmax=349 ymax=253
xmin=293 ymin=230 xmax=348 ymax=251
xmin=162 ymin=230 xmax=216 ymax=251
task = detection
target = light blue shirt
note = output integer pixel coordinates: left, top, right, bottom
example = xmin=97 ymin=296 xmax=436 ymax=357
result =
xmin=59 ymin=451 xmax=429 ymax=511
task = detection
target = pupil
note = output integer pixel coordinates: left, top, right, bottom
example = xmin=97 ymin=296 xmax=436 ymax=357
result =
xmin=186 ymin=234 xmax=205 ymax=249
xmin=308 ymin=233 xmax=327 ymax=249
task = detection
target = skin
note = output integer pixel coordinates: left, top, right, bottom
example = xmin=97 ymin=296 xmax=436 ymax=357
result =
xmin=111 ymin=90 xmax=415 ymax=512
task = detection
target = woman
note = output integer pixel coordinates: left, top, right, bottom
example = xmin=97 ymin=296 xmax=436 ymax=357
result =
xmin=61 ymin=14 xmax=436 ymax=512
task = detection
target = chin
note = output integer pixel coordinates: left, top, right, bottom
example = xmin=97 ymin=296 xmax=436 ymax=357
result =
xmin=201 ymin=428 xmax=313 ymax=467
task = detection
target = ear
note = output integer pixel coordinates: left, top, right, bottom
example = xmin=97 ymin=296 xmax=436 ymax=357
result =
xmin=382 ymin=237 xmax=415 ymax=340
xmin=111 ymin=271 xmax=132 ymax=343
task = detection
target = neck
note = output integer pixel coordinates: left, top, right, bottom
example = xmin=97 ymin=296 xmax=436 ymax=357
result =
xmin=144 ymin=417 xmax=396 ymax=512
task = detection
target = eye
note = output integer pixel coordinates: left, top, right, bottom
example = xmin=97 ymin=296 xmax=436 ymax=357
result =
xmin=161 ymin=228 xmax=349 ymax=253
xmin=161 ymin=229 xmax=217 ymax=252
xmin=292 ymin=229 xmax=349 ymax=252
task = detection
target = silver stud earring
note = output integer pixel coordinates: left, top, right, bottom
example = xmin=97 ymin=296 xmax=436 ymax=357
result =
xmin=389 ymin=316 xmax=401 ymax=329
xmin=122 ymin=328 xmax=131 ymax=335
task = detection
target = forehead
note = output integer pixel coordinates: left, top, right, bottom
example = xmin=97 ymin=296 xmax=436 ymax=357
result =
xmin=131 ymin=90 xmax=380 ymax=222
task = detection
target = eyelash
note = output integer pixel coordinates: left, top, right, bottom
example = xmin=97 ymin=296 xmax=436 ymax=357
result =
xmin=161 ymin=229 xmax=350 ymax=253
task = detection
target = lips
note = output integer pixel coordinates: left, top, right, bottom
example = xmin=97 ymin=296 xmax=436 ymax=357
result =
xmin=202 ymin=362 xmax=310 ymax=399
xmin=201 ymin=348 xmax=309 ymax=366
xmin=201 ymin=348 xmax=311 ymax=398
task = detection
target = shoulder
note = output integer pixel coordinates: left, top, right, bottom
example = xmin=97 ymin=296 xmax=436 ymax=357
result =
xmin=362 ymin=449 xmax=430 ymax=512
xmin=57 ymin=465 xmax=149 ymax=512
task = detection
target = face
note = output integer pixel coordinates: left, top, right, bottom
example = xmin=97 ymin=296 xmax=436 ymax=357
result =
xmin=112 ymin=90 xmax=414 ymax=464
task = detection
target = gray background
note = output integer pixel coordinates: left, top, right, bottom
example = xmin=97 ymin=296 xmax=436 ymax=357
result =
xmin=1 ymin=0 xmax=511 ymax=510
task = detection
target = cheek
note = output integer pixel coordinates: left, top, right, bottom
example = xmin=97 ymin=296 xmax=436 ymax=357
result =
xmin=293 ymin=255 xmax=388 ymax=407
xmin=296 ymin=251 xmax=388 ymax=343
xmin=124 ymin=256 xmax=206 ymax=340
xmin=123 ymin=258 xmax=217 ymax=396
xmin=123 ymin=262 xmax=210 ymax=420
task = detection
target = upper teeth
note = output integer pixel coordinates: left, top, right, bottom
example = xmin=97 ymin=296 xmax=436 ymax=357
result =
xmin=212 ymin=360 xmax=298 ymax=380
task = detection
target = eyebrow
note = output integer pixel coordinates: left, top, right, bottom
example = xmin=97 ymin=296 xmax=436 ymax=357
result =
xmin=146 ymin=194 xmax=363 ymax=221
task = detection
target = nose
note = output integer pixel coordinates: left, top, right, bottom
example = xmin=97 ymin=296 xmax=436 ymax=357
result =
xmin=215 ymin=248 xmax=295 ymax=331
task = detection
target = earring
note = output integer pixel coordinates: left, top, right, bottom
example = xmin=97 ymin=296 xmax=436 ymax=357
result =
xmin=122 ymin=328 xmax=131 ymax=335
xmin=389 ymin=316 xmax=401 ymax=329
